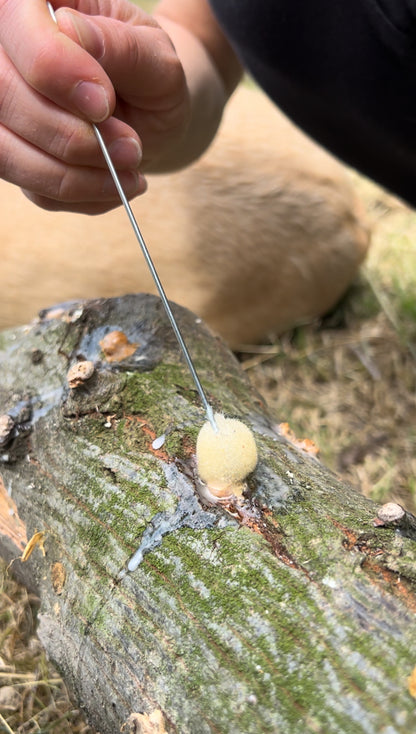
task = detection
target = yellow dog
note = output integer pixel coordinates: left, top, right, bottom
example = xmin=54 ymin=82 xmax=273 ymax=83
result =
xmin=0 ymin=86 xmax=369 ymax=347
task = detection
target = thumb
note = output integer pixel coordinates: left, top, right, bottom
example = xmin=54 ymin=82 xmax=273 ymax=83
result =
xmin=55 ymin=8 xmax=186 ymax=109
xmin=0 ymin=0 xmax=115 ymax=122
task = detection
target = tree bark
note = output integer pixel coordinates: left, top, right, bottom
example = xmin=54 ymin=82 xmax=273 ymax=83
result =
xmin=0 ymin=294 xmax=415 ymax=734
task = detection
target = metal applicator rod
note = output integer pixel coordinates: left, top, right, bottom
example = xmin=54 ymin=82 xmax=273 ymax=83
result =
xmin=47 ymin=2 xmax=217 ymax=432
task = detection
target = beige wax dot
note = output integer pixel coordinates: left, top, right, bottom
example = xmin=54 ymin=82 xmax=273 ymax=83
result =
xmin=196 ymin=413 xmax=258 ymax=497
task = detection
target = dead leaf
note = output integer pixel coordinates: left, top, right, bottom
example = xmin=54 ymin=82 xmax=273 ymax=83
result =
xmin=408 ymin=666 xmax=416 ymax=698
xmin=278 ymin=422 xmax=319 ymax=457
xmin=21 ymin=531 xmax=46 ymax=562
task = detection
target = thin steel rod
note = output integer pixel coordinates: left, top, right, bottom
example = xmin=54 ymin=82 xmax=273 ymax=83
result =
xmin=47 ymin=2 xmax=217 ymax=432
xmin=93 ymin=126 xmax=217 ymax=430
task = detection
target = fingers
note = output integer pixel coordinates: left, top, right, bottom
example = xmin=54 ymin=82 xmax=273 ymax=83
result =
xmin=0 ymin=0 xmax=146 ymax=209
xmin=0 ymin=122 xmax=146 ymax=214
xmin=57 ymin=9 xmax=184 ymax=103
xmin=0 ymin=47 xmax=142 ymax=169
xmin=0 ymin=0 xmax=114 ymax=122
xmin=55 ymin=8 xmax=190 ymax=164
xmin=21 ymin=187 xmax=146 ymax=216
xmin=0 ymin=0 xmax=188 ymax=208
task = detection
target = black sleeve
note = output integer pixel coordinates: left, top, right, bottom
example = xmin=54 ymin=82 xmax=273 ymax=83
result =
xmin=209 ymin=0 xmax=416 ymax=205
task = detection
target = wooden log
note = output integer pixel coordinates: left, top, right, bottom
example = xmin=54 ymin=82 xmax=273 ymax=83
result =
xmin=0 ymin=294 xmax=416 ymax=734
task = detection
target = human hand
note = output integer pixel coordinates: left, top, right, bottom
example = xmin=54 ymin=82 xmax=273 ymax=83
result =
xmin=0 ymin=0 xmax=190 ymax=213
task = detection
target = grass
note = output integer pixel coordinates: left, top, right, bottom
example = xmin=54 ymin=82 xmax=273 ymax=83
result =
xmin=245 ymin=174 xmax=416 ymax=513
xmin=131 ymin=0 xmax=156 ymax=11
xmin=0 ymin=565 xmax=94 ymax=733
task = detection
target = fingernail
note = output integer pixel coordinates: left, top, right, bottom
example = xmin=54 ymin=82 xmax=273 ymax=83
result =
xmin=71 ymin=80 xmax=109 ymax=122
xmin=107 ymin=137 xmax=142 ymax=168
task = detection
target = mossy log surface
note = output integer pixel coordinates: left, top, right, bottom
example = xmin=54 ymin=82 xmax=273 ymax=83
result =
xmin=0 ymin=294 xmax=416 ymax=734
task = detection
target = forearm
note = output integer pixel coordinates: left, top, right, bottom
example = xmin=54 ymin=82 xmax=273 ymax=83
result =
xmin=152 ymin=0 xmax=243 ymax=171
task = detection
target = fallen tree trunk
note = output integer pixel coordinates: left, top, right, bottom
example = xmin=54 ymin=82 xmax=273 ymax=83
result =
xmin=0 ymin=294 xmax=415 ymax=734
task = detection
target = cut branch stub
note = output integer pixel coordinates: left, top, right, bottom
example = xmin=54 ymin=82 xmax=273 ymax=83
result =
xmin=0 ymin=294 xmax=415 ymax=734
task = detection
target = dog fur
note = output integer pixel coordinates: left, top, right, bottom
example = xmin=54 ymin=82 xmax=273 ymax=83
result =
xmin=0 ymin=85 xmax=369 ymax=346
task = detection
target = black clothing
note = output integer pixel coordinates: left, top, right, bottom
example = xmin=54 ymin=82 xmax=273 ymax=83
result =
xmin=208 ymin=0 xmax=416 ymax=206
